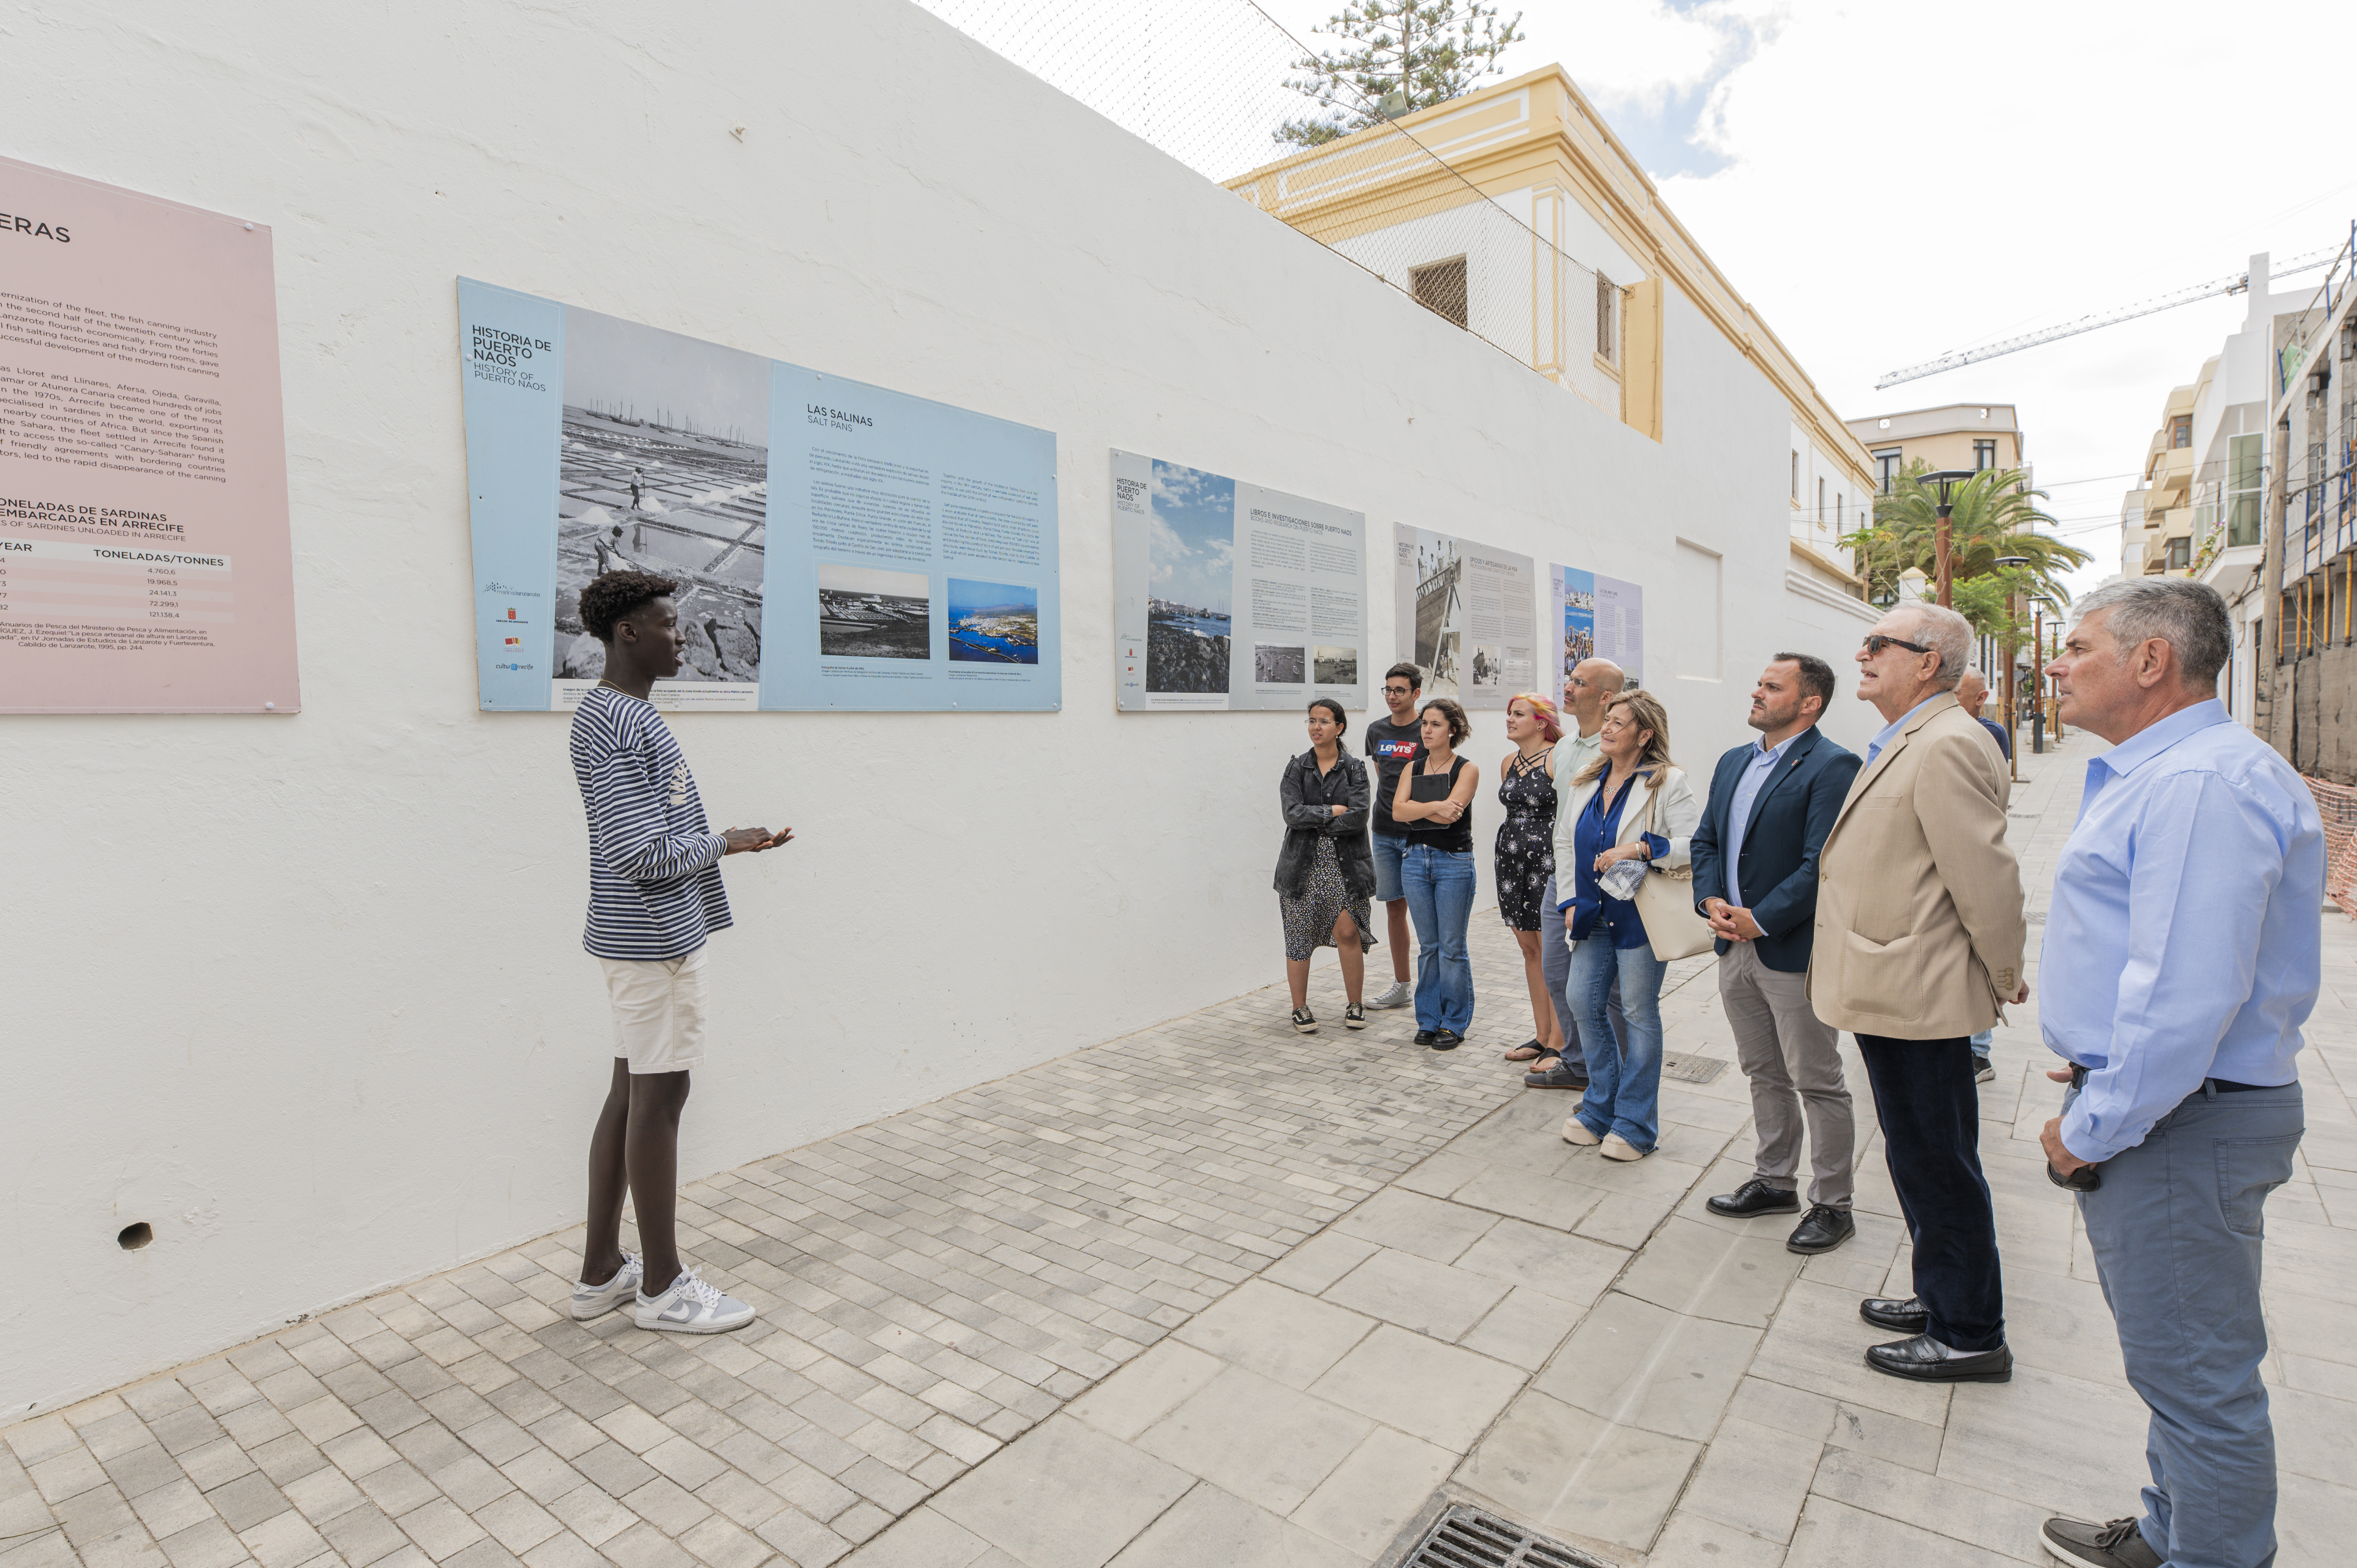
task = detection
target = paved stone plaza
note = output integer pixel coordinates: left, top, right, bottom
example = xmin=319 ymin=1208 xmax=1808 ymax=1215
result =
xmin=8 ymin=738 xmax=2355 ymax=1568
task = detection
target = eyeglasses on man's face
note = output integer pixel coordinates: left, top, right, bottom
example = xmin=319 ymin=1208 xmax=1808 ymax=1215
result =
xmin=1861 ymin=633 xmax=1932 ymax=659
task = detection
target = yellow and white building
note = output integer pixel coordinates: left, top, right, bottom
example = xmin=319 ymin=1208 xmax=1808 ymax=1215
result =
xmin=1227 ymin=65 xmax=1874 ymax=600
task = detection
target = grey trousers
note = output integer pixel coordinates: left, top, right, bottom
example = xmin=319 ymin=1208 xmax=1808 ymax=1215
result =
xmin=1718 ymin=941 xmax=1853 ymax=1209
xmin=2073 ymin=1079 xmax=2303 ymax=1568
xmin=1541 ymin=874 xmax=1621 ymax=1070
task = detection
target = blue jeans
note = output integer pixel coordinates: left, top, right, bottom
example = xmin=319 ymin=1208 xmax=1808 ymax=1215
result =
xmin=1970 ymin=1028 xmax=1992 ymax=1055
xmin=1541 ymin=875 xmax=1621 ymax=1072
xmin=1401 ymin=844 xmax=1475 ymax=1032
xmin=1371 ymin=830 xmax=1408 ymax=903
xmin=2073 ymin=1079 xmax=2303 ymax=1568
xmin=1565 ymin=935 xmax=1666 ymax=1151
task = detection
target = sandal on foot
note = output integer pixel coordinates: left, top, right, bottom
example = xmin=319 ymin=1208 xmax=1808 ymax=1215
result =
xmin=1503 ymin=1039 xmax=1548 ymax=1062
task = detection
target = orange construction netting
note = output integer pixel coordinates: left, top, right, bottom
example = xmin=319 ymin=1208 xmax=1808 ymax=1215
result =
xmin=2306 ymin=775 xmax=2357 ymax=917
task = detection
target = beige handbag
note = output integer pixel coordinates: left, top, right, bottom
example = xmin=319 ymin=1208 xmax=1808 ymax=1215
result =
xmin=1631 ymin=781 xmax=1716 ymax=962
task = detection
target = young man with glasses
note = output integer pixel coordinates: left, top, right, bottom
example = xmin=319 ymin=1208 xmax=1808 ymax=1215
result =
xmin=1362 ymin=663 xmax=1425 ymax=1008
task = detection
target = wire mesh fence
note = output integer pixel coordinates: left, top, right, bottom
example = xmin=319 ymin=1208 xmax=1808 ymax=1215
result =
xmin=913 ymin=0 xmax=1621 ymax=404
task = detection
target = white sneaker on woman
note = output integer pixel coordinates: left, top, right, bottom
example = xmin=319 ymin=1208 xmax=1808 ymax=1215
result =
xmin=1600 ymin=1134 xmax=1647 ymax=1162
xmin=571 ymin=1253 xmax=643 ymax=1319
xmin=635 ymin=1267 xmax=756 ymax=1334
xmin=1368 ymin=980 xmax=1412 ymax=1010
xmin=1562 ymin=1118 xmax=1600 ymax=1146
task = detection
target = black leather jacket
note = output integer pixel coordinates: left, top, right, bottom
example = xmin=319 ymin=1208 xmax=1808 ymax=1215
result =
xmin=1275 ymin=749 xmax=1376 ymax=897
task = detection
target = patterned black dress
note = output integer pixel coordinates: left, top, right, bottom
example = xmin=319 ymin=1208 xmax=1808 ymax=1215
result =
xmin=1494 ymin=747 xmax=1557 ymax=931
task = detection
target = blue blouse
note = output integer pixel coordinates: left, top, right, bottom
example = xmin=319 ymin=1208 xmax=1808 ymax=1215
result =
xmin=1567 ymin=771 xmax=1671 ymax=950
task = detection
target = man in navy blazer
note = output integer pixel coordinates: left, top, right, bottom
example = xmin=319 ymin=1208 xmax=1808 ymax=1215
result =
xmin=1690 ymin=653 xmax=1864 ymax=1254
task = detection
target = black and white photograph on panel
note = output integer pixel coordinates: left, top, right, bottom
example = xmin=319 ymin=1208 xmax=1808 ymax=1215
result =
xmin=816 ymin=563 xmax=932 ymax=659
xmin=1255 ymin=643 xmax=1306 ymax=683
xmin=554 ymin=305 xmax=769 ymax=683
xmin=1315 ymin=646 xmax=1358 ymax=685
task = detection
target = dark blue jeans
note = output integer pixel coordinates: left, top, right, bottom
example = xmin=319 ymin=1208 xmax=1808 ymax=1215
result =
xmin=1857 ymin=1034 xmax=2005 ymax=1353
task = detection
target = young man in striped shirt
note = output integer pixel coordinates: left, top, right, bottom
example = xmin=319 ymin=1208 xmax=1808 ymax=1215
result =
xmin=568 ymin=571 xmax=789 ymax=1334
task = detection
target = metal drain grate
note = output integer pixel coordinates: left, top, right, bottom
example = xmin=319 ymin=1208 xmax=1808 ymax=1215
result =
xmin=1657 ymin=1052 xmax=1727 ymax=1085
xmin=1398 ymin=1504 xmax=1617 ymax=1568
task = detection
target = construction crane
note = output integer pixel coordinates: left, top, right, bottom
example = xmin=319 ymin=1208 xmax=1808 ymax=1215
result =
xmin=1876 ymin=243 xmax=2348 ymax=389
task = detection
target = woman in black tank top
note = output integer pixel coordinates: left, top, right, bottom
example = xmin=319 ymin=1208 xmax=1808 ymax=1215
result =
xmin=1389 ymin=699 xmax=1479 ymax=1048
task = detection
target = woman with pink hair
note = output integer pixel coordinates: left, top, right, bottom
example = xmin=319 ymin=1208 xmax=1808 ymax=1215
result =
xmin=1498 ymin=692 xmax=1566 ymax=1065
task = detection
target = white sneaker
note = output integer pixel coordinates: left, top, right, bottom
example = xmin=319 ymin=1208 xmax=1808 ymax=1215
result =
xmin=570 ymin=1253 xmax=643 ymax=1320
xmin=635 ymin=1266 xmax=756 ymax=1334
xmin=1367 ymin=980 xmax=1412 ymax=1010
xmin=1600 ymin=1134 xmax=1647 ymax=1162
xmin=1562 ymin=1118 xmax=1601 ymax=1146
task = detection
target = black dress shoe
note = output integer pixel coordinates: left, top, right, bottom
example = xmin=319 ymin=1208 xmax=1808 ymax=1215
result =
xmin=1864 ymin=1333 xmax=2011 ymax=1383
xmin=1785 ymin=1205 xmax=1854 ymax=1254
xmin=1413 ymin=1030 xmax=1437 ymax=1047
xmin=1523 ymin=1059 xmax=1590 ymax=1089
xmin=1859 ymin=1295 xmax=1928 ymax=1333
xmin=2041 ymin=1516 xmax=2163 ymax=1568
xmin=1431 ymin=1029 xmax=1463 ymax=1051
xmin=1705 ymin=1179 xmax=1800 ymax=1218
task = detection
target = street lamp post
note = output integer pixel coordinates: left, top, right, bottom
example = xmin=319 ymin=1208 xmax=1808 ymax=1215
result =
xmin=1993 ymin=554 xmax=2031 ymax=781
xmin=1920 ymin=470 xmax=1977 ymax=608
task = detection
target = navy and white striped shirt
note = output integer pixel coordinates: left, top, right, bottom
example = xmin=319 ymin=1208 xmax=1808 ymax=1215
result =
xmin=569 ymin=685 xmax=731 ymax=961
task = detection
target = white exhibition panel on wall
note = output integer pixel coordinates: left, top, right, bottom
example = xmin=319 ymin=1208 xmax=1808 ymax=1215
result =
xmin=1549 ymin=564 xmax=1645 ymax=708
xmin=1393 ymin=524 xmax=1535 ymax=710
xmin=0 ymin=156 xmax=300 ymax=713
xmin=456 ymin=279 xmax=1059 ymax=712
xmin=1111 ymin=449 xmax=1367 ymax=711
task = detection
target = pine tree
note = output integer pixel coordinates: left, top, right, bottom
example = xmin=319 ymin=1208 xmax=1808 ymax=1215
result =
xmin=1277 ymin=1 xmax=1525 ymax=147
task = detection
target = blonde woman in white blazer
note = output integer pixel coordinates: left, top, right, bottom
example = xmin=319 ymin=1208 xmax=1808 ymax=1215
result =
xmin=1550 ymin=690 xmax=1700 ymax=1160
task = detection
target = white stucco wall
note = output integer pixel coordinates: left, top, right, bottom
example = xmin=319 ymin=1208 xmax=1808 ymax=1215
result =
xmin=2 ymin=0 xmax=1879 ymax=1414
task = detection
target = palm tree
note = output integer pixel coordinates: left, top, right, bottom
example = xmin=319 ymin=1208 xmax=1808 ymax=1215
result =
xmin=1841 ymin=461 xmax=2090 ymax=615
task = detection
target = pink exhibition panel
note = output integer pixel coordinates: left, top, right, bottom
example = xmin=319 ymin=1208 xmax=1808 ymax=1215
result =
xmin=0 ymin=156 xmax=299 ymax=713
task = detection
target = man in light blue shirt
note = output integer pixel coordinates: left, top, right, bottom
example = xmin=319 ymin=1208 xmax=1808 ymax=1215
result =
xmin=2034 ymin=579 xmax=2322 ymax=1568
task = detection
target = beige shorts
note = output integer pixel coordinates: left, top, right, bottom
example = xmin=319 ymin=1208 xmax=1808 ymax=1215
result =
xmin=599 ymin=946 xmax=709 ymax=1074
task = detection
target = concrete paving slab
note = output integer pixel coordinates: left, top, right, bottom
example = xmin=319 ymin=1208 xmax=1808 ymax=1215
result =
xmin=1306 ymin=1328 xmax=1525 ymax=1452
xmin=1103 ymin=1483 xmax=1360 ymax=1568
xmin=1133 ymin=1371 xmax=1371 ymax=1517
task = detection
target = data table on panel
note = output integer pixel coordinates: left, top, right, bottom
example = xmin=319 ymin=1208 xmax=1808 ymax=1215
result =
xmin=0 ymin=539 xmax=237 ymax=628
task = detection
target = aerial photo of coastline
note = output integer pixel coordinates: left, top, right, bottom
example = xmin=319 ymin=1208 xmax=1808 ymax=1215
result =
xmin=817 ymin=563 xmax=930 ymax=659
xmin=947 ymin=577 xmax=1039 ymax=664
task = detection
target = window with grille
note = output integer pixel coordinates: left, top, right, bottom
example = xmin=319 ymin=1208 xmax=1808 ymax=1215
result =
xmin=1595 ymin=274 xmax=1617 ymax=363
xmin=2171 ymin=415 xmax=2192 ymax=448
xmin=1410 ymin=256 xmax=1469 ymax=330
xmin=1875 ymin=449 xmax=1902 ymax=492
xmin=1974 ymin=438 xmax=1997 ymax=470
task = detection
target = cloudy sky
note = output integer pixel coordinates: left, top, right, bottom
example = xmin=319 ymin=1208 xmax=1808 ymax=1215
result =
xmin=1150 ymin=462 xmax=1239 ymax=615
xmin=1237 ymin=0 xmax=2357 ymax=597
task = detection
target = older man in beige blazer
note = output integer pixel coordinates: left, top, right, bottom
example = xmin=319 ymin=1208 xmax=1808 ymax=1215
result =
xmin=1811 ymin=602 xmax=2026 ymax=1387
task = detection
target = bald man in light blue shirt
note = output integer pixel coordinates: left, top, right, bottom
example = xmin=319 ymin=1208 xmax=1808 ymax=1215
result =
xmin=2034 ymin=581 xmax=2322 ymax=1568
